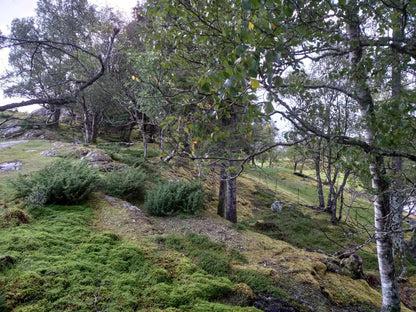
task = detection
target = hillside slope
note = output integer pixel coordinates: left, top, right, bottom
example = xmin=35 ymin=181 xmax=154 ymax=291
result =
xmin=0 ymin=139 xmax=415 ymax=311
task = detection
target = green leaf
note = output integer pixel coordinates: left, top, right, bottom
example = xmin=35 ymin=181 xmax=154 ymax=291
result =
xmin=265 ymin=101 xmax=274 ymax=114
xmin=250 ymin=0 xmax=261 ymax=7
xmin=201 ymin=82 xmax=211 ymax=93
xmin=250 ymin=78 xmax=260 ymax=90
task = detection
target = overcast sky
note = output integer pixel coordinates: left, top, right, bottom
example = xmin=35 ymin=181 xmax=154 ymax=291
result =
xmin=0 ymin=0 xmax=138 ymax=111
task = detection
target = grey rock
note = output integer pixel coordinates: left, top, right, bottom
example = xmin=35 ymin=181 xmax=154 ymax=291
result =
xmin=0 ymin=161 xmax=23 ymax=172
xmin=271 ymin=201 xmax=284 ymax=212
xmin=81 ymin=150 xmax=112 ymax=162
xmin=40 ymin=150 xmax=56 ymax=157
xmin=1 ymin=126 xmax=23 ymax=138
xmin=340 ymin=253 xmax=365 ymax=280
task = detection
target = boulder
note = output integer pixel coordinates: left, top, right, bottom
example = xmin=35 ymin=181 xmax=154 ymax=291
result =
xmin=81 ymin=150 xmax=112 ymax=163
xmin=80 ymin=150 xmax=113 ymax=169
xmin=271 ymin=201 xmax=284 ymax=212
xmin=340 ymin=253 xmax=365 ymax=280
xmin=40 ymin=150 xmax=56 ymax=157
xmin=0 ymin=161 xmax=23 ymax=172
xmin=0 ymin=125 xmax=24 ymax=138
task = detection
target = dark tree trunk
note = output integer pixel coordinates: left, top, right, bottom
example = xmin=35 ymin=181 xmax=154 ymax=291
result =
xmin=226 ymin=160 xmax=237 ymax=223
xmin=300 ymin=156 xmax=305 ymax=173
xmin=328 ymin=169 xmax=351 ymax=225
xmin=160 ymin=128 xmax=165 ymax=153
xmin=51 ymin=106 xmax=61 ymax=126
xmin=45 ymin=105 xmax=61 ymax=127
xmin=217 ymin=164 xmax=226 ymax=218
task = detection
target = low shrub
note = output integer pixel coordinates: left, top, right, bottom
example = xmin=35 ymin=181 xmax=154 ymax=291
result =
xmin=13 ymin=159 xmax=97 ymax=207
xmin=145 ymin=181 xmax=205 ymax=216
xmin=100 ymin=167 xmax=147 ymax=202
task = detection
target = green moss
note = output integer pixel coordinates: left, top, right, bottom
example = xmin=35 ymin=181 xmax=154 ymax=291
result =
xmin=229 ymin=248 xmax=249 ymax=264
xmin=158 ymin=232 xmax=249 ymax=277
xmin=185 ymin=232 xmax=225 ymax=251
xmin=232 ymin=269 xmax=287 ymax=298
xmin=196 ymin=250 xmax=231 ymax=276
xmin=0 ymin=206 xmax=262 ymax=311
xmin=142 ymin=273 xmax=233 ymax=308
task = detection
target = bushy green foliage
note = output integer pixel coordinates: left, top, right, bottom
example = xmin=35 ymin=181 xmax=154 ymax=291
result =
xmin=12 ymin=159 xmax=97 ymax=207
xmin=100 ymin=167 xmax=147 ymax=202
xmin=145 ymin=181 xmax=205 ymax=216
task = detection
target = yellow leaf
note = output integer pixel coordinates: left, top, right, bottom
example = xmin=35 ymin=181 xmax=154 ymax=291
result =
xmin=250 ymin=78 xmax=260 ymax=90
xmin=248 ymin=21 xmax=254 ymax=30
xmin=132 ymin=75 xmax=136 ymax=80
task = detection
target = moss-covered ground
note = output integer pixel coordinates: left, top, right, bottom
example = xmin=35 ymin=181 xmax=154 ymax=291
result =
xmin=0 ymin=204 xmax=263 ymax=311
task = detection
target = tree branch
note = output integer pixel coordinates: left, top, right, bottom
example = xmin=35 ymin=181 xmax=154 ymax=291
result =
xmin=0 ymin=28 xmax=120 ymax=111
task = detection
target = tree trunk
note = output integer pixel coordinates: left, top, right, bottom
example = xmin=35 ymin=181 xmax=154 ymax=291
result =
xmin=217 ymin=164 xmax=226 ymax=218
xmin=335 ymin=169 xmax=351 ymax=222
xmin=226 ymin=160 xmax=237 ymax=223
xmin=390 ymin=7 xmax=406 ymax=281
xmin=314 ymin=154 xmax=325 ymax=209
xmin=160 ymin=128 xmax=165 ymax=153
xmin=83 ymin=114 xmax=99 ymax=143
xmin=81 ymin=97 xmax=100 ymax=144
xmin=300 ymin=156 xmax=305 ymax=173
xmin=346 ymin=3 xmax=401 ymax=310
xmin=345 ymin=176 xmax=358 ymax=222
xmin=47 ymin=105 xmax=61 ymax=127
xmin=372 ymin=155 xmax=401 ymax=312
xmin=293 ymin=159 xmax=298 ymax=172
xmin=140 ymin=114 xmax=147 ymax=159
xmin=328 ymin=169 xmax=350 ymax=224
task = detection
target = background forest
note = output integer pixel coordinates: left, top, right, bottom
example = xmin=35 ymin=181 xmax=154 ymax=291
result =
xmin=1 ymin=0 xmax=416 ymax=311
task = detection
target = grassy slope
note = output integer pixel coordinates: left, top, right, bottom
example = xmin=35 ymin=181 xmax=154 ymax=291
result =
xmin=0 ymin=139 xmax=415 ymax=311
xmin=241 ymin=166 xmax=379 ymax=271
